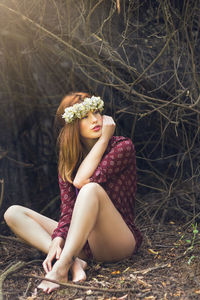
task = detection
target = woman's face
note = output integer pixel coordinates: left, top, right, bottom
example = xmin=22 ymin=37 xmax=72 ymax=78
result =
xmin=79 ymin=110 xmax=103 ymax=141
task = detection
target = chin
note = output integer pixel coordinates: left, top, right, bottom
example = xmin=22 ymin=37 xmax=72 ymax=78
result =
xmin=95 ymin=131 xmax=102 ymax=138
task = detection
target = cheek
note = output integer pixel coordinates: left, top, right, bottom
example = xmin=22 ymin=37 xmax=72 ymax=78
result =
xmin=79 ymin=120 xmax=88 ymax=136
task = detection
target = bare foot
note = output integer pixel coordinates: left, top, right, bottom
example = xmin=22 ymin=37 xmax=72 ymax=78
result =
xmin=71 ymin=257 xmax=87 ymax=282
xmin=37 ymin=261 xmax=69 ymax=294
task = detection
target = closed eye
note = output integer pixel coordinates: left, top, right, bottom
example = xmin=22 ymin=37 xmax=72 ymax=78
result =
xmin=82 ymin=114 xmax=88 ymax=119
xmin=93 ymin=109 xmax=100 ymax=114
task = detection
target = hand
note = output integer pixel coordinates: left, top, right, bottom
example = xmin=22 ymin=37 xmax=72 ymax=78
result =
xmin=101 ymin=115 xmax=116 ymax=141
xmin=42 ymin=237 xmax=64 ymax=273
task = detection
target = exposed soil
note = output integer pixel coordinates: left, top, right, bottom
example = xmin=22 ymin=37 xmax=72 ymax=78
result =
xmin=1 ymin=221 xmax=200 ymax=300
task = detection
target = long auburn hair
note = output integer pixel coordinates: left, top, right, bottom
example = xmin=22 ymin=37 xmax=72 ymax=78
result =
xmin=55 ymin=92 xmax=91 ymax=183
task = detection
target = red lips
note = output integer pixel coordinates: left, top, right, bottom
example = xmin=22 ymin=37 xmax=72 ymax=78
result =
xmin=92 ymin=125 xmax=101 ymax=131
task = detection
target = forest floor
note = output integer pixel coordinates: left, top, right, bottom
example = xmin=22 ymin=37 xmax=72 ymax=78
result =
xmin=1 ymin=221 xmax=200 ymax=300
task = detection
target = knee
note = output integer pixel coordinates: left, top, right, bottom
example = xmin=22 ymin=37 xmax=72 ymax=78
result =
xmin=77 ymin=183 xmax=105 ymax=205
xmin=79 ymin=182 xmax=101 ymax=195
xmin=4 ymin=205 xmax=22 ymax=226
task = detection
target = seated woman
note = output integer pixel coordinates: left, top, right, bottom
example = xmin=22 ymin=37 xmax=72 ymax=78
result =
xmin=4 ymin=92 xmax=142 ymax=294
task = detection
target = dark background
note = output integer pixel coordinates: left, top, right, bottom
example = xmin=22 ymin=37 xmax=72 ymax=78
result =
xmin=0 ymin=0 xmax=199 ymax=224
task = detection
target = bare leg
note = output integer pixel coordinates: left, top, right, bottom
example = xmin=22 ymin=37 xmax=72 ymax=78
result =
xmin=38 ymin=182 xmax=136 ymax=293
xmin=4 ymin=205 xmax=57 ymax=253
xmin=4 ymin=205 xmax=87 ymax=282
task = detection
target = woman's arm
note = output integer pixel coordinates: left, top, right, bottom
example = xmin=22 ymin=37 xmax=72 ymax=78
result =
xmin=90 ymin=137 xmax=136 ymax=184
xmin=43 ymin=176 xmax=76 ymax=273
xmin=73 ymin=116 xmax=115 ymax=189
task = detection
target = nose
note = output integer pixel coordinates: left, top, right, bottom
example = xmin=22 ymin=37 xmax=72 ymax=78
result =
xmin=89 ymin=112 xmax=98 ymax=123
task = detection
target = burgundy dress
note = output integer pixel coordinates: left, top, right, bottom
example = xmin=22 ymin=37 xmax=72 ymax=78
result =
xmin=52 ymin=136 xmax=142 ymax=258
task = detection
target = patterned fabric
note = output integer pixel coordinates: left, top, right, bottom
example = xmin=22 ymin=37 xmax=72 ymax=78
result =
xmin=52 ymin=136 xmax=142 ymax=257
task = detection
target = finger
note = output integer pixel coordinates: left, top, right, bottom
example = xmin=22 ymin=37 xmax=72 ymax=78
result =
xmin=56 ymin=247 xmax=62 ymax=260
xmin=43 ymin=255 xmax=53 ymax=273
xmin=103 ymin=115 xmax=114 ymax=124
xmin=42 ymin=260 xmax=49 ymax=273
xmin=47 ymin=260 xmax=52 ymax=272
xmin=102 ymin=116 xmax=111 ymax=125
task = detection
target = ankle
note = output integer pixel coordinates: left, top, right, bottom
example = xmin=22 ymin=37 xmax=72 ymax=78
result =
xmin=52 ymin=259 xmax=71 ymax=276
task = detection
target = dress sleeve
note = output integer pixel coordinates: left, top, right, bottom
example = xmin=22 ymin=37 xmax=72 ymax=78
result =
xmin=51 ymin=175 xmax=76 ymax=240
xmin=90 ymin=137 xmax=136 ymax=184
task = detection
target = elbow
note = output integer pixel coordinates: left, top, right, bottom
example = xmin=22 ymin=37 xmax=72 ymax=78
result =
xmin=73 ymin=178 xmax=90 ymax=189
xmin=73 ymin=180 xmax=82 ymax=189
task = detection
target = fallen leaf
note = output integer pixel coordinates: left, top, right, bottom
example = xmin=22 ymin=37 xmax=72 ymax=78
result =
xmin=118 ymin=294 xmax=128 ymax=299
xmin=167 ymin=262 xmax=171 ymax=267
xmin=148 ymin=248 xmax=159 ymax=255
xmin=94 ymin=263 xmax=101 ymax=270
xmin=130 ymin=274 xmax=137 ymax=280
xmin=111 ymin=270 xmax=120 ymax=275
xmin=123 ymin=266 xmax=130 ymax=273
xmin=86 ymin=289 xmax=93 ymax=295
xmin=137 ymin=279 xmax=152 ymax=288
xmin=173 ymin=290 xmax=181 ymax=296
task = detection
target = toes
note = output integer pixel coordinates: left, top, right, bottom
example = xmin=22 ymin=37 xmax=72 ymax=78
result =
xmin=37 ymin=281 xmax=58 ymax=294
xmin=37 ymin=281 xmax=49 ymax=293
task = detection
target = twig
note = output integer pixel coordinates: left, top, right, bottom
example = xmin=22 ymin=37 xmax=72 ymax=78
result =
xmin=0 ymin=179 xmax=4 ymax=210
xmin=14 ymin=274 xmax=135 ymax=293
xmin=116 ymin=0 xmax=121 ymax=14
xmin=23 ymin=281 xmax=32 ymax=298
xmin=0 ymin=261 xmax=26 ymax=300
xmin=131 ymin=263 xmax=169 ymax=275
xmin=40 ymin=195 xmax=60 ymax=214
xmin=6 ymin=156 xmax=34 ymax=167
xmin=129 ymin=30 xmax=177 ymax=88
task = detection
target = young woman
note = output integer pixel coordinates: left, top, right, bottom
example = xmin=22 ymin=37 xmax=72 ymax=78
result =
xmin=4 ymin=92 xmax=142 ymax=293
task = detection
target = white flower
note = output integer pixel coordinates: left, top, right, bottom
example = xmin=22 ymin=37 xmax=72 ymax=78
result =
xmin=62 ymin=96 xmax=104 ymax=124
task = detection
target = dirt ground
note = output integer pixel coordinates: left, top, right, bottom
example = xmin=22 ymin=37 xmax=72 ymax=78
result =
xmin=1 ymin=221 xmax=200 ymax=300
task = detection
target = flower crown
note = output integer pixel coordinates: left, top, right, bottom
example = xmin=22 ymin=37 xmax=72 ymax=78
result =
xmin=62 ymin=96 xmax=104 ymax=124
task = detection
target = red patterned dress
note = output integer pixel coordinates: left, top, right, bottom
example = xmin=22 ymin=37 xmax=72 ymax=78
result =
xmin=52 ymin=136 xmax=142 ymax=258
